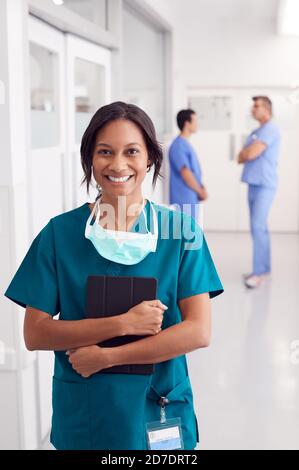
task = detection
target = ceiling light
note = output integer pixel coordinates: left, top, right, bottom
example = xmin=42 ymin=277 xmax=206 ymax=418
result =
xmin=52 ymin=0 xmax=64 ymax=6
xmin=278 ymin=0 xmax=299 ymax=36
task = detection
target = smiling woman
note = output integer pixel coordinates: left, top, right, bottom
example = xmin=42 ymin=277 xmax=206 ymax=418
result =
xmin=92 ymin=120 xmax=149 ymax=203
xmin=4 ymin=101 xmax=224 ymax=450
xmin=80 ymin=101 xmax=163 ymax=195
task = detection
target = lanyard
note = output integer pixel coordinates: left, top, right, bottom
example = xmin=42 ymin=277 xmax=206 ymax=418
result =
xmin=158 ymin=396 xmax=170 ymax=424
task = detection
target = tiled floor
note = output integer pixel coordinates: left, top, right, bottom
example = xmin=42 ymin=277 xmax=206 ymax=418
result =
xmin=188 ymin=232 xmax=299 ymax=450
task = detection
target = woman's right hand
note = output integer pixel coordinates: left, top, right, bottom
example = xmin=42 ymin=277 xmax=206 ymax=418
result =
xmin=122 ymin=300 xmax=168 ymax=336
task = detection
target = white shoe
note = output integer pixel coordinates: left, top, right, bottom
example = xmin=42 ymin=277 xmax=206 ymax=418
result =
xmin=244 ymin=275 xmax=263 ymax=288
xmin=243 ymin=272 xmax=271 ymax=281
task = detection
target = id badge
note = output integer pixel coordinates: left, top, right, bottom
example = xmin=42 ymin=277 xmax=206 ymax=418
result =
xmin=146 ymin=417 xmax=184 ymax=450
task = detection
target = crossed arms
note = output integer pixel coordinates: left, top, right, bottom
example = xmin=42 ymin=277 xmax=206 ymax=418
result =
xmin=24 ymin=292 xmax=211 ymax=377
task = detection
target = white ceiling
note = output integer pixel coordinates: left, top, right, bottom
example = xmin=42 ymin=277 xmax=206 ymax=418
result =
xmin=172 ymin=0 xmax=281 ymax=21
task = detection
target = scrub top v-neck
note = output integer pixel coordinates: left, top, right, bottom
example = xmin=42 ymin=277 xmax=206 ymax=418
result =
xmin=4 ymin=200 xmax=223 ymax=450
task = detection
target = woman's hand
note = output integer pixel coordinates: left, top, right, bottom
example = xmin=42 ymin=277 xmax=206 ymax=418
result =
xmin=66 ymin=345 xmax=110 ymax=377
xmin=121 ymin=299 xmax=167 ymax=336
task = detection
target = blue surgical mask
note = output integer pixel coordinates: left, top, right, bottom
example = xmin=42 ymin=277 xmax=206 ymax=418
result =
xmin=85 ymin=198 xmax=158 ymax=265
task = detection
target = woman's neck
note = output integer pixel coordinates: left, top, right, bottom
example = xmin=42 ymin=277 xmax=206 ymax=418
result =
xmin=100 ymin=192 xmax=144 ymax=214
xmin=98 ymin=192 xmax=145 ymax=231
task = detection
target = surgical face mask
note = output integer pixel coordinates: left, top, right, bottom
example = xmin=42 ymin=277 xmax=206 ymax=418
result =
xmin=85 ymin=197 xmax=158 ymax=265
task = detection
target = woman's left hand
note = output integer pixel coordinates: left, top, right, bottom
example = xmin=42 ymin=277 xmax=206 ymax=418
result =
xmin=66 ymin=345 xmax=109 ymax=378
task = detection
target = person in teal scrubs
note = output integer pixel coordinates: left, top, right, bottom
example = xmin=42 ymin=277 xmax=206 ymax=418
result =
xmin=4 ymin=101 xmax=223 ymax=450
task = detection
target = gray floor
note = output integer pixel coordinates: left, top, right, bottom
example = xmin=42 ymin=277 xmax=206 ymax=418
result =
xmin=188 ymin=232 xmax=299 ymax=450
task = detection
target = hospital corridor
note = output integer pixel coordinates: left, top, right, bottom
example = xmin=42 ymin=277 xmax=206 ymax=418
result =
xmin=188 ymin=232 xmax=299 ymax=449
xmin=0 ymin=0 xmax=299 ymax=453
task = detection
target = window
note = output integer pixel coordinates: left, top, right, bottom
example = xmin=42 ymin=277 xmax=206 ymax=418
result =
xmin=122 ymin=5 xmax=168 ymax=135
xmin=63 ymin=0 xmax=108 ymax=30
xmin=74 ymin=58 xmax=106 ymax=143
xmin=30 ymin=42 xmax=60 ymax=148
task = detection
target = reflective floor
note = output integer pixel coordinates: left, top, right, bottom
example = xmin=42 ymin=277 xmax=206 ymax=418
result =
xmin=189 ymin=232 xmax=299 ymax=450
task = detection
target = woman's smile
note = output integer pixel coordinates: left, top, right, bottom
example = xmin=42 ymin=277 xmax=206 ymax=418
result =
xmin=104 ymin=174 xmax=135 ymax=184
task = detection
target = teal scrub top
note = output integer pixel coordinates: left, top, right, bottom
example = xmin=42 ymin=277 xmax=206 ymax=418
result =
xmin=4 ymin=200 xmax=224 ymax=450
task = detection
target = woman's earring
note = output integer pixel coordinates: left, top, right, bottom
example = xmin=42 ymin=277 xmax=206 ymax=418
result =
xmin=95 ymin=183 xmax=102 ymax=201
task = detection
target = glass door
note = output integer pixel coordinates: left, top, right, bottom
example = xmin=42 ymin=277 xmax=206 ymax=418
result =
xmin=29 ymin=16 xmax=66 ymax=231
xmin=66 ymin=35 xmax=111 ymax=206
xmin=28 ymin=15 xmax=66 ymax=444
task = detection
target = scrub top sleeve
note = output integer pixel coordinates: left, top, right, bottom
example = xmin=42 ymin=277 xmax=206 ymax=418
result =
xmin=4 ymin=220 xmax=60 ymax=317
xmin=177 ymin=216 xmax=224 ymax=300
xmin=257 ymin=125 xmax=278 ymax=147
xmin=170 ymin=141 xmax=191 ymax=173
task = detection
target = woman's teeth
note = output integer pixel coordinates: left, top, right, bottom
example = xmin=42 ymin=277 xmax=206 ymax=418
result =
xmin=107 ymin=175 xmax=133 ymax=182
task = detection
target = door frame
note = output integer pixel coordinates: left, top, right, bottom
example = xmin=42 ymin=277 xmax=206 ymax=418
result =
xmin=28 ymin=15 xmax=67 ymax=221
xmin=28 ymin=15 xmax=67 ymax=447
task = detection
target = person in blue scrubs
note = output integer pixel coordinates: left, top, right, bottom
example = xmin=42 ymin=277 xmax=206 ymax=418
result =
xmin=238 ymin=96 xmax=280 ymax=288
xmin=169 ymin=109 xmax=208 ymax=222
xmin=4 ymin=101 xmax=223 ymax=450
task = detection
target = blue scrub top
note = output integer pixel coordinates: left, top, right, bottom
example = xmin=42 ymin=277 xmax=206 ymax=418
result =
xmin=169 ymin=136 xmax=202 ymax=214
xmin=4 ymin=200 xmax=223 ymax=450
xmin=241 ymin=120 xmax=280 ymax=188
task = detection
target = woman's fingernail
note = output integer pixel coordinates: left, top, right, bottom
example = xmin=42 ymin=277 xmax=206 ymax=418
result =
xmin=162 ymin=305 xmax=168 ymax=310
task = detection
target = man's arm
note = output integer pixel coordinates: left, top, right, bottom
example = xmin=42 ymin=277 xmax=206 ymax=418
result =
xmin=238 ymin=140 xmax=267 ymax=164
xmin=67 ymin=293 xmax=211 ymax=377
xmin=180 ymin=167 xmax=208 ymax=200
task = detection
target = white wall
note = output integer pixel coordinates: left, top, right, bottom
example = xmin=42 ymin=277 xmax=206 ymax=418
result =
xmin=145 ymin=0 xmax=299 ymax=226
xmin=171 ymin=0 xmax=299 ymax=233
xmin=0 ymin=0 xmax=39 ymax=450
xmin=142 ymin=0 xmax=175 ymax=27
xmin=145 ymin=0 xmax=299 ymax=125
xmin=171 ymin=0 xmax=299 ymax=110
